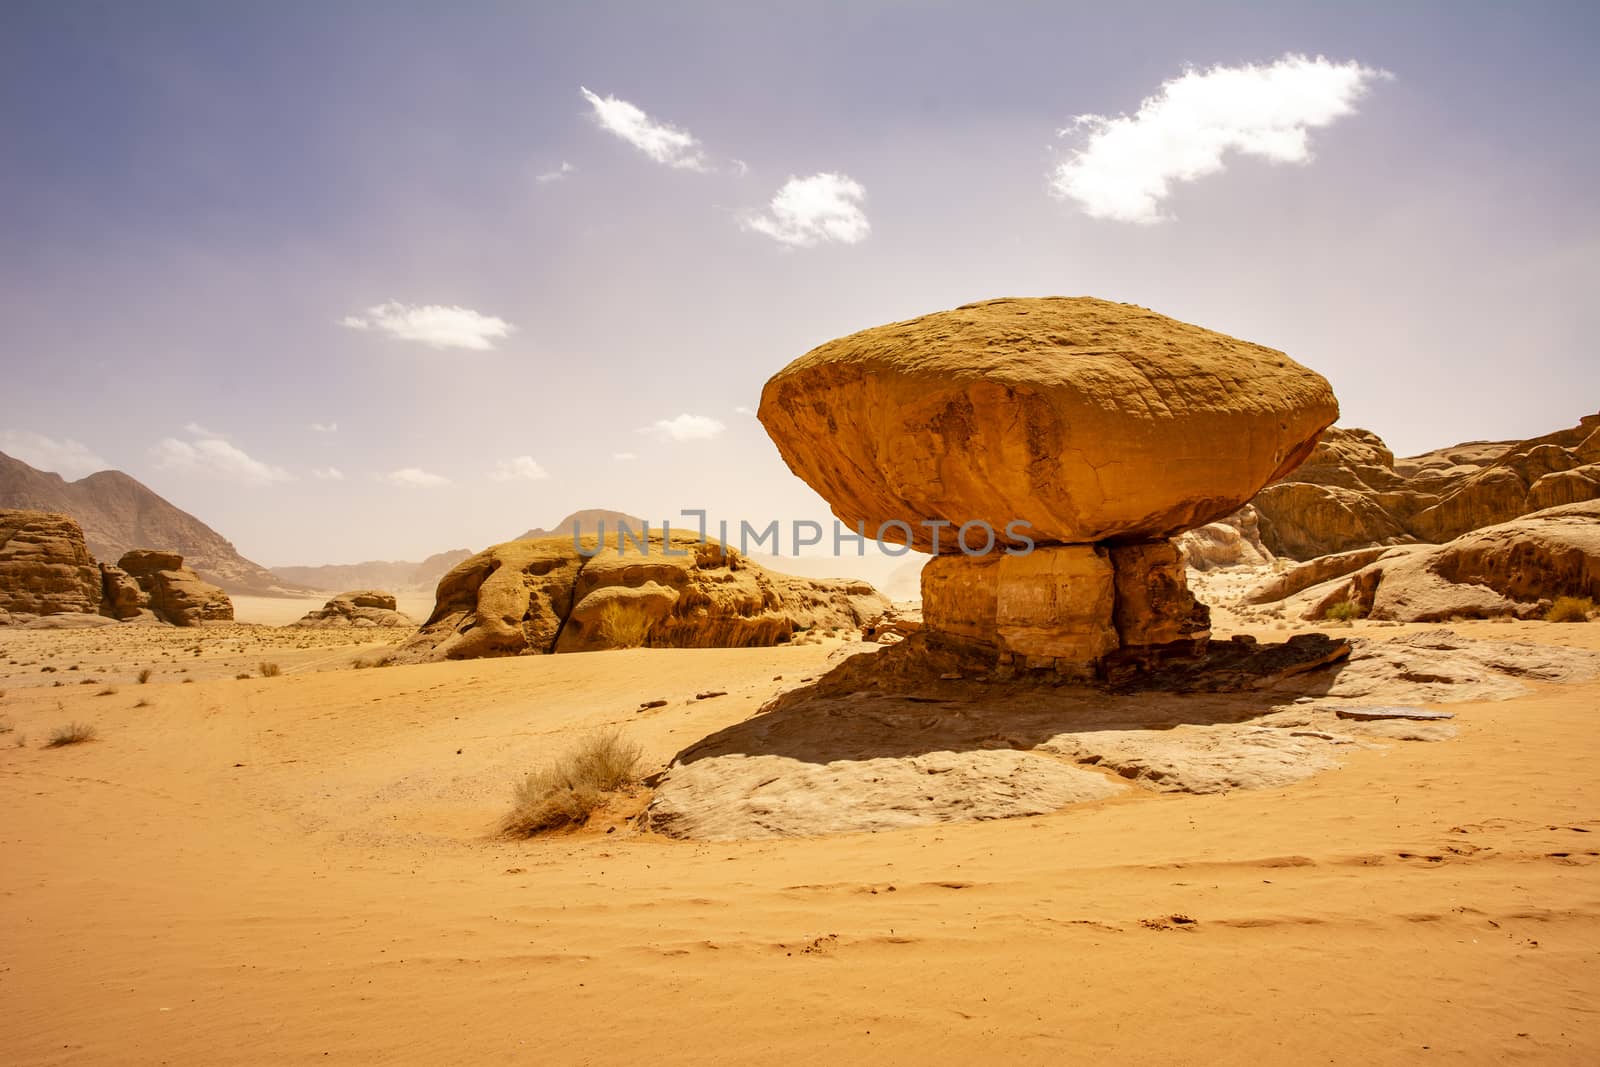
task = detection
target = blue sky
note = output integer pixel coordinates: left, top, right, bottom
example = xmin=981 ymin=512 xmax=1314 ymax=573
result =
xmin=2 ymin=2 xmax=1596 ymax=565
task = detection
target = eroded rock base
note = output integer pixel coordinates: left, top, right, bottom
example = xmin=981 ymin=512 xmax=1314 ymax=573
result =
xmin=921 ymin=539 xmax=1210 ymax=679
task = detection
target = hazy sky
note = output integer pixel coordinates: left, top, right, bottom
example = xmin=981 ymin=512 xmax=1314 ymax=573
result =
xmin=3 ymin=1 xmax=1596 ymax=566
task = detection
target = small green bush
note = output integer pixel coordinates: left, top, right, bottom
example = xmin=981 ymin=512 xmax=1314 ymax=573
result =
xmin=1324 ymin=599 xmax=1362 ymax=622
xmin=503 ymin=730 xmax=644 ymax=836
xmin=1546 ymin=596 xmax=1594 ymax=623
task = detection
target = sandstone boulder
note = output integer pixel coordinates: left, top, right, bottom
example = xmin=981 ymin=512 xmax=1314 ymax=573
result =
xmin=292 ymin=590 xmax=415 ymax=629
xmin=116 ymin=549 xmax=233 ymax=625
xmin=1249 ymin=500 xmax=1600 ymax=622
xmin=759 ymin=297 xmax=1338 ymax=552
xmin=1176 ymin=505 xmax=1273 ymax=571
xmin=0 ymin=509 xmax=102 ymax=618
xmin=399 ymin=531 xmax=890 ymax=661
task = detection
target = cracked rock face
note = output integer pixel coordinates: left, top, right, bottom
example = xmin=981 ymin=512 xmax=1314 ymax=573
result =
xmin=758 ymin=296 xmax=1338 ymax=551
xmin=398 ymin=531 xmax=890 ymax=661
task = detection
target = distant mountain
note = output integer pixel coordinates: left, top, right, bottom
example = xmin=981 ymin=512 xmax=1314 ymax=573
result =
xmin=272 ymin=548 xmax=473 ymax=594
xmin=0 ymin=450 xmax=309 ymax=596
xmin=517 ymin=508 xmax=648 ymax=541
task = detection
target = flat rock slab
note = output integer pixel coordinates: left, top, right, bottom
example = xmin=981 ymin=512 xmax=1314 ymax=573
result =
xmin=1332 ymin=705 xmax=1456 ymax=721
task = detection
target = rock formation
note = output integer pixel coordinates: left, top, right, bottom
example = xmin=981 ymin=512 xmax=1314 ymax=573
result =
xmin=1249 ymin=412 xmax=1600 ymax=560
xmin=399 ymin=530 xmax=889 ymax=661
xmin=0 ymin=449 xmax=308 ymax=594
xmin=759 ymin=297 xmax=1338 ymax=677
xmin=112 ymin=550 xmax=234 ymax=625
xmin=1247 ymin=499 xmax=1600 ymax=622
xmin=1175 ymin=504 xmax=1273 ymax=570
xmin=0 ymin=509 xmax=103 ymax=619
xmin=292 ymin=590 xmax=415 ymax=629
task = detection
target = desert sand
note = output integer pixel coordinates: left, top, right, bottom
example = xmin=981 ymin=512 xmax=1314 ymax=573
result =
xmin=3 ymin=611 xmax=1598 ymax=1064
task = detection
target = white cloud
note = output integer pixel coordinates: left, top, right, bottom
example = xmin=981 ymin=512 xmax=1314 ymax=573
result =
xmin=382 ymin=467 xmax=449 ymax=488
xmin=536 ymin=161 xmax=576 ymax=184
xmin=643 ymin=414 xmax=726 ymax=441
xmin=183 ymin=421 xmax=223 ymax=438
xmin=742 ymin=173 xmax=870 ymax=247
xmin=488 ymin=455 xmax=550 ymax=481
xmin=341 ymin=302 xmax=515 ymax=351
xmin=0 ymin=430 xmax=108 ymax=479
xmin=613 ymin=451 xmax=637 ymax=462
xmin=1050 ymin=53 xmax=1390 ymax=224
xmin=153 ymin=435 xmax=291 ymax=485
xmin=580 ymin=86 xmax=709 ymax=171
xmin=732 ymin=159 xmax=750 ymax=178
xmin=733 ymin=405 xmax=755 ymax=416
xmin=311 ymin=466 xmax=344 ymax=480
xmin=309 ymin=421 xmax=338 ymax=433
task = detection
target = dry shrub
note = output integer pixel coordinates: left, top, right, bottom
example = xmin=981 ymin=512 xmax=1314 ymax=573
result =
xmin=1546 ymin=596 xmax=1594 ymax=623
xmin=503 ymin=730 xmax=644 ymax=836
xmin=258 ymin=661 xmax=282 ymax=678
xmin=137 ymin=668 xmax=153 ymax=684
xmin=596 ymin=601 xmax=654 ymax=649
xmin=46 ymin=722 xmax=97 ymax=748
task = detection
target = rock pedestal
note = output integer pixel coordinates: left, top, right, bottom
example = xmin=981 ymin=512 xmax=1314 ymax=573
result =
xmin=921 ymin=539 xmax=1210 ymax=678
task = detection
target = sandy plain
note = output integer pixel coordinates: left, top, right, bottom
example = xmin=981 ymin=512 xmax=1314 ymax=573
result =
xmin=2 ymin=609 xmax=1598 ymax=1064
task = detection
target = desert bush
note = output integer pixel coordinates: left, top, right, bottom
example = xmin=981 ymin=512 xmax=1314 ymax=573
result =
xmin=354 ymin=654 xmax=395 ymax=670
xmin=235 ymin=672 xmax=252 ymax=680
xmin=96 ymin=686 xmax=116 ymax=697
xmin=596 ymin=601 xmax=654 ymax=649
xmin=46 ymin=722 xmax=97 ymax=747
xmin=137 ymin=668 xmax=153 ymax=684
xmin=503 ymin=730 xmax=644 ymax=836
xmin=258 ymin=661 xmax=282 ymax=678
xmin=1546 ymin=596 xmax=1594 ymax=623
xmin=1324 ymin=599 xmax=1362 ymax=622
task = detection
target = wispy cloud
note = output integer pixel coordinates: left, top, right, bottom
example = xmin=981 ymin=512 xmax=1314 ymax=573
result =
xmin=311 ymin=466 xmax=344 ymax=480
xmin=536 ymin=161 xmax=576 ymax=184
xmin=733 ymin=405 xmax=755 ymax=416
xmin=382 ymin=467 xmax=449 ymax=488
xmin=309 ymin=421 xmax=338 ymax=434
xmin=182 ymin=421 xmax=223 ymax=438
xmin=341 ymin=302 xmax=515 ymax=351
xmin=487 ymin=456 xmax=550 ymax=481
xmin=153 ymin=433 xmax=291 ymax=484
xmin=1050 ymin=53 xmax=1390 ymax=224
xmin=0 ymin=430 xmax=108 ymax=479
xmin=643 ymin=413 xmax=726 ymax=441
xmin=613 ymin=451 xmax=637 ymax=462
xmin=742 ymin=173 xmax=870 ymax=247
xmin=580 ymin=86 xmax=709 ymax=171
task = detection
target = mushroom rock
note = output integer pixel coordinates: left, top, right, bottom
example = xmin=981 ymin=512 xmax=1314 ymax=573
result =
xmin=759 ymin=297 xmax=1339 ymax=676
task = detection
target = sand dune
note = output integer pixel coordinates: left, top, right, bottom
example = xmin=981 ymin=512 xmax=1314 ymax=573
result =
xmin=2 ymin=617 xmax=1598 ymax=1062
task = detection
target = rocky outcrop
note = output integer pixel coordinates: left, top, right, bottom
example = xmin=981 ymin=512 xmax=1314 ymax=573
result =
xmin=115 ymin=549 xmax=233 ymax=625
xmin=759 ymin=296 xmax=1338 ymax=551
xmin=398 ymin=532 xmax=890 ymax=661
xmin=759 ymin=296 xmax=1339 ymax=678
xmin=1176 ymin=505 xmax=1273 ymax=571
xmin=0 ymin=509 xmax=102 ymax=619
xmin=1250 ymin=413 xmax=1600 ymax=560
xmin=0 ymin=450 xmax=307 ymax=595
xmin=1248 ymin=500 xmax=1600 ymax=622
xmin=292 ymin=590 xmax=415 ymax=629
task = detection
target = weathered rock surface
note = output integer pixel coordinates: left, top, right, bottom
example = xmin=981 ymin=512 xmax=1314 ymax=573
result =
xmin=1176 ymin=504 xmax=1273 ymax=570
xmin=0 ymin=509 xmax=103 ymax=618
xmin=400 ymin=532 xmax=890 ymax=661
xmin=1250 ymin=413 xmax=1600 ymax=560
xmin=1249 ymin=501 xmax=1600 ymax=622
xmin=97 ymin=562 xmax=154 ymax=621
xmin=292 ymin=590 xmax=415 ymax=629
xmin=116 ymin=549 xmax=234 ymax=625
xmin=759 ymin=297 xmax=1338 ymax=551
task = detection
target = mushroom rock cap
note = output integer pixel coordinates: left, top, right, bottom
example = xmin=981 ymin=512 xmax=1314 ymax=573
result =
xmin=758 ymin=297 xmax=1339 ymax=552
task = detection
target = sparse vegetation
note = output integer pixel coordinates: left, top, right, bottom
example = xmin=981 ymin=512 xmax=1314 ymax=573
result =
xmin=596 ymin=601 xmax=654 ymax=649
xmin=235 ymin=672 xmax=252 ymax=680
xmin=1324 ymin=599 xmax=1362 ymax=622
xmin=503 ymin=730 xmax=644 ymax=836
xmin=1546 ymin=596 xmax=1594 ymax=623
xmin=354 ymin=654 xmax=395 ymax=669
xmin=258 ymin=662 xmax=282 ymax=678
xmin=46 ymin=722 xmax=97 ymax=748
xmin=96 ymin=686 xmax=116 ymax=697
xmin=137 ymin=668 xmax=153 ymax=684
xmin=133 ymin=698 xmax=151 ymax=708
